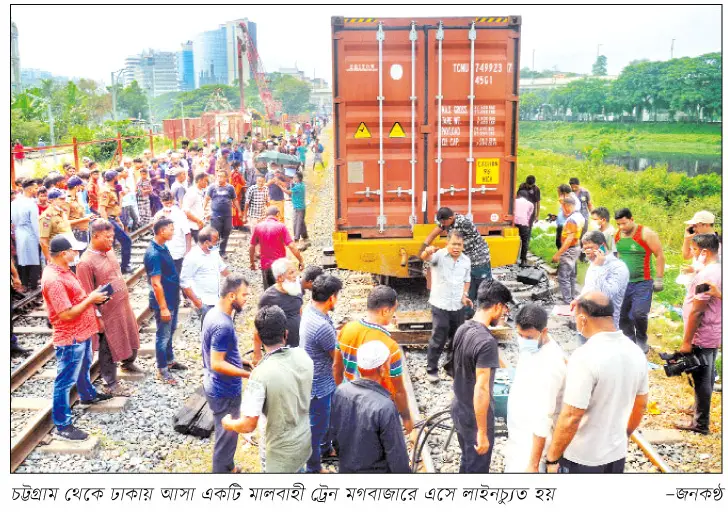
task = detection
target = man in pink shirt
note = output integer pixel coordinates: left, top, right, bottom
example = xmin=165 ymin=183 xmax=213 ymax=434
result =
xmin=514 ymin=189 xmax=535 ymax=267
xmin=675 ymin=233 xmax=721 ymax=435
xmin=249 ymin=206 xmax=305 ymax=289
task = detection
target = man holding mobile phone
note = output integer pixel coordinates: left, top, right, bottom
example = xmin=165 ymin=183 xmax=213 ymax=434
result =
xmin=572 ymin=231 xmax=630 ymax=331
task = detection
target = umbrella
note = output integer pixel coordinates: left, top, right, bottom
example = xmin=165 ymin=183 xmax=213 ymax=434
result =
xmin=255 ymin=150 xmax=300 ymax=167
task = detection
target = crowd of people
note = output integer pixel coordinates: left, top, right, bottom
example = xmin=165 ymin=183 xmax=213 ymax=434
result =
xmin=9 ymin=127 xmax=721 ymax=473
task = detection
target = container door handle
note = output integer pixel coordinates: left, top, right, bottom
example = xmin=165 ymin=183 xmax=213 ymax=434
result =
xmin=354 ymin=187 xmax=381 ymax=199
xmin=436 ymin=21 xmax=444 ymax=211
xmin=386 ymin=187 xmax=414 ymax=197
xmin=409 ymin=21 xmax=418 ymax=229
xmin=440 ymin=186 xmax=467 ymax=196
xmin=377 ymin=22 xmax=386 ymax=233
xmin=466 ymin=21 xmax=477 ymax=222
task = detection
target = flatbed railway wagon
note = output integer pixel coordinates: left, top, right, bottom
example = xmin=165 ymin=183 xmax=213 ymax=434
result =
xmin=330 ymin=16 xmax=522 ymax=278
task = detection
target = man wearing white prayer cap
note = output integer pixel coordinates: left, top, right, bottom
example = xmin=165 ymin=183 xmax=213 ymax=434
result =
xmin=329 ymin=340 xmax=410 ymax=473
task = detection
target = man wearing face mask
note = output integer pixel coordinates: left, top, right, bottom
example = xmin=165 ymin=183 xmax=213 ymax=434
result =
xmin=505 ymin=304 xmax=566 ymax=473
xmin=201 ymin=274 xmax=252 ymax=473
xmin=42 ymin=234 xmax=112 ymax=441
xmin=451 ymin=280 xmax=513 ymax=473
xmin=575 ymin=231 xmax=630 ymax=329
xmin=253 ymin=258 xmax=304 ymax=365
xmin=546 ymin=292 xmax=648 ymax=474
xmin=180 ymin=226 xmax=231 ymax=327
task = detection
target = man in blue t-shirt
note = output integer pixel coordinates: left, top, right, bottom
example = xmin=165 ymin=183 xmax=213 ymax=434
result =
xmin=201 ymin=274 xmax=251 ymax=473
xmin=204 ymin=170 xmax=237 ymax=257
xmin=281 ymin=171 xmax=308 ymax=249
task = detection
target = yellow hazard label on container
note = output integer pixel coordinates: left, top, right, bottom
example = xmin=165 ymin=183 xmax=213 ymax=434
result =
xmin=475 ymin=17 xmax=509 ymax=23
xmin=344 ymin=18 xmax=378 ymax=23
xmin=354 ymin=122 xmax=372 ymax=139
xmin=389 ymin=122 xmax=406 ymax=138
xmin=475 ymin=158 xmax=500 ymax=184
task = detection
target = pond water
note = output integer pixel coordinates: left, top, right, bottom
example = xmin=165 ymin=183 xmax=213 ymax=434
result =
xmin=524 ymin=143 xmax=721 ymax=176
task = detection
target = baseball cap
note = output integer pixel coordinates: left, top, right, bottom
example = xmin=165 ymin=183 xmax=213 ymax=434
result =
xmin=357 ymin=340 xmax=391 ymax=370
xmin=104 ymin=170 xmax=119 ymax=182
xmin=48 ymin=188 xmax=66 ymax=200
xmin=685 ymin=211 xmax=715 ymax=225
xmin=66 ymin=176 xmax=83 ymax=189
xmin=50 ymin=233 xmax=87 ymax=253
xmin=22 ymin=178 xmax=38 ymax=188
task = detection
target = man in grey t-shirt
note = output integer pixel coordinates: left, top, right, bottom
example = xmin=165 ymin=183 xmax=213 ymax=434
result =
xmin=545 ymin=292 xmax=648 ymax=474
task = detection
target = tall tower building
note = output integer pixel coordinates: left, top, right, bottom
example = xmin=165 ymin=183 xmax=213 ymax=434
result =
xmin=122 ymin=50 xmax=179 ymax=98
xmin=11 ymin=22 xmax=21 ymax=94
xmin=192 ymin=18 xmax=256 ymax=89
xmin=177 ymin=41 xmax=195 ymax=91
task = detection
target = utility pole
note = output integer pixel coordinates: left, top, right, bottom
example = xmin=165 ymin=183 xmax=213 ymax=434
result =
xmin=237 ymin=29 xmax=245 ymax=117
xmin=597 ymin=43 xmax=603 ymax=58
xmin=111 ymin=68 xmax=125 ymax=121
xmin=47 ymin=101 xmax=57 ymax=164
xmin=531 ymin=49 xmax=535 ymax=84
xmin=671 ymin=38 xmax=675 ymax=59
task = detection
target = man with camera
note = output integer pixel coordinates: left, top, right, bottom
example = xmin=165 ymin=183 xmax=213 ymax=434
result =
xmin=673 ymin=234 xmax=722 ymax=435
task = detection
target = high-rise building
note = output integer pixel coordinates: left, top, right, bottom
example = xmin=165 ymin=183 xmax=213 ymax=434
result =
xmin=193 ymin=18 xmax=256 ymax=88
xmin=123 ymin=50 xmax=179 ymax=98
xmin=11 ymin=21 xmax=21 ymax=94
xmin=177 ymin=41 xmax=195 ymax=91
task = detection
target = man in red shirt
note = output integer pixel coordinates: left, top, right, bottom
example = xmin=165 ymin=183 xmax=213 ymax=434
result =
xmin=249 ymin=206 xmax=304 ymax=289
xmin=41 ymin=234 xmax=113 ymax=442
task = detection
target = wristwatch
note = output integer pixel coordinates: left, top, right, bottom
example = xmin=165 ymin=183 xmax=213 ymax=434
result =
xmin=545 ymin=458 xmax=559 ymax=466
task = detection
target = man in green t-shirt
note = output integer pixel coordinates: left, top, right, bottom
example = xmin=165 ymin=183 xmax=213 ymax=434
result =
xmin=222 ymin=305 xmax=313 ymax=472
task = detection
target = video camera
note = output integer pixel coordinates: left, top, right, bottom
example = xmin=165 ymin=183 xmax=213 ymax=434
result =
xmin=659 ymin=351 xmax=702 ymax=377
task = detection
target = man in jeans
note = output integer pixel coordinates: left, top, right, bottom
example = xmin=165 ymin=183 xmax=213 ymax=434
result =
xmin=180 ymin=226 xmax=230 ymax=327
xmin=201 ymin=275 xmax=251 ymax=473
xmin=153 ymin=191 xmax=192 ymax=275
xmin=97 ymin=170 xmax=132 ymax=274
xmin=182 ymin=172 xmax=208 ymax=243
xmin=514 ymin=189 xmax=535 ymax=266
xmin=204 ymin=170 xmax=237 ymax=257
xmin=243 ymin=173 xmax=269 ymax=233
xmin=144 ymin=218 xmax=187 ymax=385
xmin=301 ymin=274 xmax=343 ymax=473
xmin=42 ymin=234 xmax=112 ymax=441
xmin=675 ymin=234 xmax=722 ymax=435
xmin=551 ymin=196 xmax=584 ymax=304
xmin=420 ymin=230 xmax=471 ymax=383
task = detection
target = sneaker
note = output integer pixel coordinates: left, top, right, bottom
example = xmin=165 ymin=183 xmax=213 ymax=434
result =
xmin=103 ymin=383 xmax=132 ymax=397
xmin=168 ymin=361 xmax=188 ymax=371
xmin=156 ymin=370 xmax=178 ymax=385
xmin=427 ymin=372 xmax=441 ymax=384
xmin=54 ymin=425 xmax=89 ymax=442
xmin=80 ymin=392 xmax=114 ymax=405
xmin=120 ymin=363 xmax=145 ymax=374
xmin=121 ymin=266 xmax=134 ymax=274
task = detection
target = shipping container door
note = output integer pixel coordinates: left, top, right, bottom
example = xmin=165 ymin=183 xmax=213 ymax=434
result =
xmin=426 ymin=22 xmax=518 ymax=232
xmin=334 ymin=23 xmax=426 ymax=237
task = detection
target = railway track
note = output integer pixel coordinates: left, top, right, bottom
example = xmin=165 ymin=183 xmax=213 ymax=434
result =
xmin=10 ymin=224 xmax=154 ymax=472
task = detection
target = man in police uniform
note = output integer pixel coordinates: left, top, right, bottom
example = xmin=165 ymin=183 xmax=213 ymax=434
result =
xmin=98 ymin=170 xmax=132 ymax=273
xmin=40 ymin=188 xmax=73 ymax=263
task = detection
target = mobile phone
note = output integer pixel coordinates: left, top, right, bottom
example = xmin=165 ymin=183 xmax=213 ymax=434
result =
xmin=695 ymin=283 xmax=710 ymax=294
xmin=99 ymin=282 xmax=115 ymax=304
xmin=687 ymin=226 xmax=696 ymax=235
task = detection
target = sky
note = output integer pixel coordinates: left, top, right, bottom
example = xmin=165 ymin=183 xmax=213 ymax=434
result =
xmin=10 ymin=4 xmax=722 ymax=86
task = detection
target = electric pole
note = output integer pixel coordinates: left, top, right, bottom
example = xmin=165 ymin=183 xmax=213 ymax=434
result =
xmin=597 ymin=43 xmax=603 ymax=58
xmin=532 ymin=49 xmax=535 ymax=84
xmin=671 ymin=38 xmax=675 ymax=59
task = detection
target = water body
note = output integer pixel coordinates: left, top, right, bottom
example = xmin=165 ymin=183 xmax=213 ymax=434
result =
xmin=524 ymin=143 xmax=721 ymax=176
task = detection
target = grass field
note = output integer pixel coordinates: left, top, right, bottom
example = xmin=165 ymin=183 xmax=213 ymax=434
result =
xmin=519 ymin=121 xmax=722 ymax=155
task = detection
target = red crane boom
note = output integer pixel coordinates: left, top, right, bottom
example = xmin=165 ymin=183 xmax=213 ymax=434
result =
xmin=239 ymin=22 xmax=282 ymax=124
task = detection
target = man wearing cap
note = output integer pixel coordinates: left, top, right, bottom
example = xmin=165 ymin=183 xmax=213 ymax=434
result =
xmin=98 ymin=170 xmax=133 ymax=274
xmin=77 ymin=219 xmax=143 ymax=397
xmin=682 ymin=210 xmax=720 ymax=263
xmin=39 ymin=188 xmax=74 ymax=264
xmin=42 ymin=234 xmax=113 ymax=442
xmin=11 ymin=178 xmax=42 ymax=290
xmin=66 ymin=177 xmax=92 ymax=245
xmin=330 ymin=340 xmax=410 ymax=473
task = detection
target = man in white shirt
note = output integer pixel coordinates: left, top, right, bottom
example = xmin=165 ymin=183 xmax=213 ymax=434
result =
xmin=420 ymin=230 xmax=472 ymax=383
xmin=505 ymin=304 xmax=566 ymax=473
xmin=182 ymin=172 xmax=209 ymax=242
xmin=153 ymin=190 xmax=192 ymax=275
xmin=119 ymin=161 xmax=139 ymax=231
xmin=546 ymin=292 xmax=648 ymax=474
xmin=180 ymin=225 xmax=230 ymax=326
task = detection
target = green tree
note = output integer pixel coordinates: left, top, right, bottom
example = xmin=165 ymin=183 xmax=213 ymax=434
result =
xmin=519 ymin=92 xmax=542 ymax=120
xmin=592 ymin=55 xmax=607 ymax=76
xmin=117 ymin=81 xmax=149 ymax=120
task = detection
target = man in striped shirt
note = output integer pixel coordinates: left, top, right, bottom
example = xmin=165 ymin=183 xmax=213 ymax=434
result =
xmin=300 ymin=274 xmax=343 ymax=473
xmin=333 ymin=285 xmax=414 ymax=434
xmin=243 ymin=174 xmax=269 ymax=232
